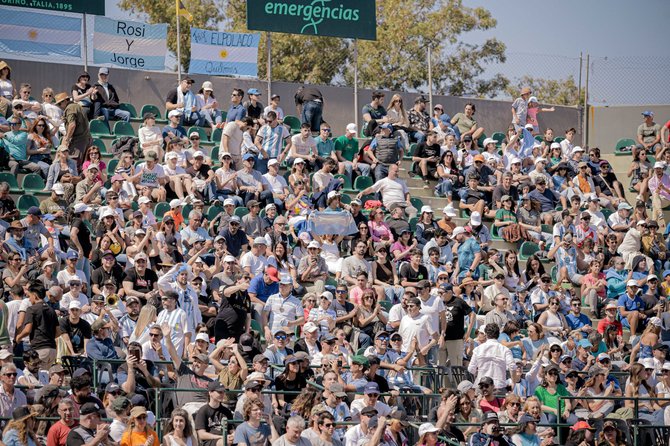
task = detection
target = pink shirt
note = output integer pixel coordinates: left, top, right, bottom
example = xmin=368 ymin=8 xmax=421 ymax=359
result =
xmin=368 ymin=220 xmax=395 ymax=243
xmin=350 ymin=286 xmax=365 ymax=306
xmin=648 ymin=173 xmax=670 ymax=200
xmin=583 ymin=272 xmax=606 ymax=298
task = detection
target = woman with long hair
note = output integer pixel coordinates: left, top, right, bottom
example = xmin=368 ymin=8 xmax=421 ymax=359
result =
xmin=536 ymin=297 xmax=570 ymax=338
xmin=503 ymin=250 xmax=524 ymax=291
xmin=498 ymin=394 xmax=523 ymax=424
xmin=583 ymin=366 xmax=615 ymax=419
xmin=120 ymin=406 xmax=159 ymax=446
xmin=288 ymin=158 xmax=310 ymax=194
xmin=357 ymin=289 xmax=387 ymax=340
xmin=71 ymin=71 xmax=95 ymax=119
xmin=390 ymin=228 xmax=416 ymax=264
xmin=510 ymin=414 xmax=545 ymax=446
xmin=627 ymin=146 xmax=651 ymax=201
xmin=115 ymin=151 xmax=138 ymax=198
xmin=156 ymin=216 xmax=183 ymax=264
xmin=213 ymin=153 xmax=242 ymax=206
xmin=274 ymin=356 xmax=307 ymax=409
xmin=45 ymin=145 xmax=79 ymax=198
xmin=372 ymin=243 xmax=404 ymax=304
xmin=624 ymin=363 xmax=665 ymax=425
xmin=267 ymin=241 xmax=298 ymax=287
xmin=385 ymin=94 xmax=409 ymax=143
xmin=524 ymin=323 xmax=549 ymax=360
xmin=2 ymin=406 xmax=38 ymax=446
xmin=162 ymin=408 xmax=197 ymax=446
xmin=287 ymin=387 xmax=321 ymax=419
xmin=129 ymin=305 xmax=157 ymax=346
xmin=597 ymin=420 xmax=626 ymax=446
xmin=535 ymin=365 xmax=576 ymax=425
xmin=415 ymin=206 xmax=438 ymax=249
xmin=521 ymin=254 xmax=545 ymax=291
xmin=454 ymin=392 xmax=483 ymax=439
xmin=629 ymin=319 xmax=660 ymax=365
xmin=26 ymin=116 xmax=56 ymax=176
xmin=82 ymin=145 xmax=108 ymax=185
xmin=196 ymin=82 xmax=221 ymax=130
xmin=435 ymin=150 xmax=459 ymax=200
xmin=0 ymin=61 xmax=16 ymax=107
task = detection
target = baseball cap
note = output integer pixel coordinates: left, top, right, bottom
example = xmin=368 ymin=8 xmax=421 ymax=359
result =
xmin=80 ymin=403 xmax=101 ymax=416
xmin=27 ymin=206 xmax=42 ymax=216
xmin=457 ymin=380 xmax=474 ymax=393
xmin=642 ymin=110 xmax=654 ymax=117
xmin=268 ymin=159 xmax=279 ymax=167
xmin=69 ymin=300 xmax=82 ymax=310
xmin=138 ymin=196 xmax=152 ymax=205
xmin=626 ymin=279 xmax=639 ymax=287
xmin=418 ymin=423 xmax=439 ymax=437
xmin=52 ymin=183 xmax=65 ymax=195
xmin=98 ymin=67 xmax=109 ymax=75
xmin=247 ymin=88 xmax=261 ymax=95
xmin=577 ymin=339 xmax=593 ymax=349
xmin=168 ymin=110 xmax=182 ymax=118
xmin=265 ymin=266 xmax=280 ymax=282
xmin=242 ymin=153 xmax=255 ymax=161
xmin=363 ymin=382 xmax=380 ymax=394
xmin=329 ymin=383 xmax=347 ymax=398
xmin=207 ymin=381 xmax=226 ymax=392
xmin=346 ymin=123 xmax=358 ymax=134
xmin=303 ymin=322 xmax=318 ymax=333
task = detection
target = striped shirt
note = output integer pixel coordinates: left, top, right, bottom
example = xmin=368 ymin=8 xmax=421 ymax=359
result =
xmin=156 ymin=308 xmax=189 ymax=357
xmin=256 ymin=123 xmax=289 ymax=159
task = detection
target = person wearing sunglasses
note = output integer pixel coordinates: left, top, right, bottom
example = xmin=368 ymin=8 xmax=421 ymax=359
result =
xmin=120 ymin=405 xmax=158 ymax=446
xmin=0 ymin=364 xmax=27 ymax=415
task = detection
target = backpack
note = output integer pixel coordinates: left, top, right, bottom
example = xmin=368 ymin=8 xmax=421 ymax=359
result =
xmin=110 ymin=136 xmax=140 ymax=159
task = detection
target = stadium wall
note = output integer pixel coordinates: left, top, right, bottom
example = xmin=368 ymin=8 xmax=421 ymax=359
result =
xmin=8 ymin=59 xmax=580 ymax=140
xmin=589 ymin=105 xmax=670 ymax=154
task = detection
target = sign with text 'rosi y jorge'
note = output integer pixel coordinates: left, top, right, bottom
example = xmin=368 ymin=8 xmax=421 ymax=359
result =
xmin=246 ymin=0 xmax=376 ymax=41
xmin=189 ymin=28 xmax=260 ymax=78
xmin=0 ymin=0 xmax=105 ymax=15
xmin=93 ymin=17 xmax=167 ymax=71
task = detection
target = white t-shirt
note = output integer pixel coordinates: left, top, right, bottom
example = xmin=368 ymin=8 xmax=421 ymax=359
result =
xmin=6 ymin=298 xmax=30 ymax=340
xmin=220 ymin=122 xmax=243 ymax=158
xmin=136 ymin=163 xmax=166 ymax=188
xmin=418 ymin=294 xmax=445 ymax=334
xmin=60 ymin=292 xmax=89 ymax=311
xmin=291 ymin=134 xmax=317 ymax=157
xmin=240 ymin=251 xmax=267 ymax=276
xmin=262 ymin=172 xmax=288 ymax=195
xmin=388 ymin=304 xmax=407 ymax=328
xmin=398 ymin=313 xmax=435 ymax=353
xmin=56 ymin=270 xmax=87 ymax=287
xmin=371 ymin=177 xmax=409 ymax=209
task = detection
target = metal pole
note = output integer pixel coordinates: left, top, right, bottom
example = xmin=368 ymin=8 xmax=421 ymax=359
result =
xmin=176 ymin=6 xmax=182 ymax=81
xmin=577 ymin=52 xmax=583 ymax=138
xmin=353 ymin=39 xmax=358 ymax=129
xmin=83 ymin=13 xmax=88 ymax=71
xmin=427 ymin=44 xmax=433 ymax=110
xmin=266 ymin=32 xmax=272 ymax=98
xmin=583 ymin=54 xmax=590 ymax=147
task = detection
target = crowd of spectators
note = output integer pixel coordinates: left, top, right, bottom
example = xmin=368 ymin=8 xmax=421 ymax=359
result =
xmin=1 ymin=59 xmax=670 ymax=446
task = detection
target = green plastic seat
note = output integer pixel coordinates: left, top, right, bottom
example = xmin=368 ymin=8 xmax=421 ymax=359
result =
xmin=113 ymin=121 xmax=135 ymax=137
xmin=118 ymin=103 xmax=139 ymax=121
xmin=234 ymin=206 xmax=249 ymax=218
xmin=139 ymin=104 xmax=168 ymax=124
xmin=477 ymin=133 xmax=487 ymax=148
xmin=379 ymin=300 xmax=393 ymax=312
xmin=334 ymin=174 xmax=353 ymax=192
xmin=404 ymin=143 xmax=417 ymax=160
xmin=207 ymin=205 xmax=223 ymax=221
xmin=153 ymin=202 xmax=170 ymax=221
xmin=410 ymin=197 xmax=424 ymax=210
xmin=534 ymin=135 xmax=544 ymax=142
xmin=89 ymin=119 xmax=111 ymax=137
xmin=17 ymin=194 xmax=40 ymax=213
xmin=614 ymin=138 xmax=636 ymax=155
xmin=519 ymin=241 xmax=540 ymax=261
xmin=491 ymin=132 xmax=506 ymax=148
xmin=91 ymin=138 xmax=108 ymax=154
xmin=491 ymin=224 xmax=502 ymax=240
xmin=408 ymin=216 xmax=418 ymax=231
xmin=107 ymin=158 xmax=119 ymax=176
xmin=181 ymin=204 xmax=193 ymax=222
xmin=250 ymin=319 xmax=265 ymax=343
xmin=210 ymin=128 xmax=222 ymax=143
xmin=340 ymin=194 xmax=352 ymax=205
xmin=284 ymin=115 xmax=301 ymax=134
xmin=0 ymin=173 xmax=21 ymax=192
xmin=554 ymin=136 xmax=564 ymax=143
xmin=353 ymin=175 xmax=373 ymax=191
xmin=187 ymin=126 xmax=209 ymax=142
xmin=21 ymin=174 xmax=46 ymax=194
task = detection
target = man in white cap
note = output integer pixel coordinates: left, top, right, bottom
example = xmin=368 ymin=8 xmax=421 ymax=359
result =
xmin=263 ymin=274 xmax=303 ymax=341
xmin=648 ymin=161 xmax=670 ymax=227
xmin=334 ymin=123 xmax=370 ymax=181
xmin=93 ymin=67 xmax=131 ymax=127
xmin=262 ymin=158 xmax=290 ymax=213
xmin=617 ymin=279 xmax=647 ymax=337
xmin=240 ymin=237 xmax=268 ymax=276
xmin=39 ymin=183 xmax=68 ymax=225
xmin=617 ymin=219 xmax=649 ymax=269
xmin=75 ymin=164 xmax=102 ymax=206
xmin=297 ymin=241 xmax=328 ymax=294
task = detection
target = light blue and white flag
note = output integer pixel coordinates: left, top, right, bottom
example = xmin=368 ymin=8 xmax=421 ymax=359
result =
xmin=94 ymin=17 xmax=167 ymax=70
xmin=0 ymin=9 xmax=81 ymax=60
xmin=306 ymin=211 xmax=358 ymax=236
xmin=189 ymin=28 xmax=260 ymax=78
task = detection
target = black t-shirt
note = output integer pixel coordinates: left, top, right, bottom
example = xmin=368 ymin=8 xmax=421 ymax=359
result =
xmin=186 ymin=163 xmax=212 ymax=180
xmin=331 ymin=299 xmax=354 ymax=328
xmin=414 ymin=142 xmax=441 ymax=160
xmin=71 ymin=83 xmax=91 ymax=99
xmin=245 ymin=101 xmax=264 ymax=120
xmin=220 ymin=228 xmax=248 ymax=257
xmin=194 ymin=403 xmax=234 ymax=436
xmin=90 ymin=265 xmax=126 ymax=290
xmin=123 ymin=268 xmax=158 ymax=294
xmin=217 ymin=289 xmax=250 ymax=338
xmin=24 ymin=302 xmax=58 ymax=349
xmin=66 ymin=425 xmax=95 ymax=446
xmin=0 ymin=197 xmax=17 ymax=221
xmin=59 ymin=317 xmax=92 ymax=354
xmin=444 ymin=297 xmax=472 ymax=340
xmin=275 ymin=373 xmax=307 ymax=404
xmin=399 ymin=263 xmax=429 ymax=283
xmin=70 ymin=218 xmax=92 ymax=258
xmin=165 ymin=88 xmax=179 ymax=105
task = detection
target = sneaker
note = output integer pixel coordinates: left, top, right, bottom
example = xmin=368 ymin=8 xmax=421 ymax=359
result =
xmin=423 ymin=180 xmax=430 ymax=189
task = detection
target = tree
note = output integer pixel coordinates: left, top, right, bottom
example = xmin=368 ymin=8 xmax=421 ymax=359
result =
xmin=223 ymin=0 xmax=349 ymax=84
xmin=353 ymin=0 xmax=508 ymax=97
xmin=505 ymin=75 xmax=584 ymax=106
xmin=118 ymin=0 xmax=225 ymax=72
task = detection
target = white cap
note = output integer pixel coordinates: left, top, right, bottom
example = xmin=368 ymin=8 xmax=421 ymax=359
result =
xmin=223 ymin=199 xmax=235 ymax=206
xmin=509 ymin=156 xmax=521 ymax=165
xmin=223 ymin=255 xmax=236 ymax=263
xmin=443 ymin=204 xmax=457 ymax=217
xmin=293 ymin=157 xmax=305 ymax=166
xmin=253 ymin=237 xmax=267 ymax=245
xmin=307 ymin=241 xmax=321 ymax=249
xmin=626 ymin=279 xmax=639 ymax=287
xmin=346 ymin=123 xmax=358 ymax=134
xmin=169 ymin=199 xmax=183 ymax=208
xmin=654 ymin=161 xmax=666 ymax=169
xmin=202 ymin=81 xmax=214 ymax=91
xmin=418 ymin=423 xmax=440 ymax=437
xmin=73 ymin=203 xmax=92 ymax=213
xmin=662 ymin=362 xmax=670 ymax=371
xmin=637 ymin=220 xmax=647 ymax=226
xmin=482 ymin=137 xmax=496 ymax=147
xmin=134 ymin=252 xmax=149 ymax=262
xmin=470 ymin=211 xmax=482 ymax=226
xmin=168 ymin=110 xmax=182 ymax=118
xmin=571 ymin=146 xmax=584 ymax=154
xmin=420 ymin=205 xmax=433 ymax=214
xmin=534 ymin=157 xmax=547 ymax=165
xmin=69 ymin=300 xmax=82 ymax=310
xmin=52 ymin=183 xmax=65 ymax=195
xmin=138 ymin=196 xmax=152 ymax=205
xmin=640 ymin=358 xmax=656 ymax=369
xmin=86 ymin=164 xmax=99 ymax=171
xmin=192 ymin=151 xmax=205 ymax=158
xmin=100 ymin=208 xmax=116 ymax=219
xmin=650 ymin=316 xmax=662 ymax=327
xmin=195 ymin=332 xmax=210 ymax=342
xmin=477 ymin=324 xmax=487 ymax=334
xmin=303 ymin=322 xmax=319 ymax=333
xmin=550 ymin=142 xmax=561 ymax=149
xmin=524 ymin=123 xmax=534 ymax=130
xmin=452 ymin=227 xmax=466 ymax=237
xmin=528 ymin=96 xmax=538 ymax=103
xmin=166 ymin=152 xmax=178 ymax=160
xmin=320 ymin=291 xmax=333 ymax=302
xmin=327 ymin=190 xmax=340 ymax=201
xmin=268 ymin=159 xmax=279 ymax=167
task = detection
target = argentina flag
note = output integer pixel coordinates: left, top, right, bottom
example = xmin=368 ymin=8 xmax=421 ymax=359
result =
xmin=189 ymin=27 xmax=260 ymax=78
xmin=0 ymin=8 xmax=81 ymax=59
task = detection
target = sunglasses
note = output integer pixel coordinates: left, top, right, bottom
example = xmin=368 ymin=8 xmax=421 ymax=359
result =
xmin=275 ymin=335 xmax=287 ymax=340
xmin=4 ymin=373 xmax=17 ymax=377
xmin=149 ymin=333 xmax=162 ymax=338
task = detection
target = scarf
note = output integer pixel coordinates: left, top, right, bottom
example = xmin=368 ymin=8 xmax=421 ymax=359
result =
xmin=177 ymin=86 xmax=197 ymax=115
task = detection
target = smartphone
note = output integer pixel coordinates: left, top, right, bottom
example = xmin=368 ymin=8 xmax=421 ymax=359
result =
xmin=129 ymin=348 xmax=141 ymax=362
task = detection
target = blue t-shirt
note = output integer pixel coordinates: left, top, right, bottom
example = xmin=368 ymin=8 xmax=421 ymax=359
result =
xmin=248 ymin=275 xmax=279 ymax=303
xmin=500 ymin=333 xmax=523 ymax=360
xmin=226 ymin=104 xmax=246 ymax=123
xmin=161 ymin=124 xmax=187 ymax=141
xmin=617 ymin=293 xmax=645 ymax=315
xmin=457 ymin=237 xmax=481 ymax=273
xmin=566 ymin=313 xmax=592 ymax=331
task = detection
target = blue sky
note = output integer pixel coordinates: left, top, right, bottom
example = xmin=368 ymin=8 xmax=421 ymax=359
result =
xmin=105 ymin=0 xmax=669 ymax=104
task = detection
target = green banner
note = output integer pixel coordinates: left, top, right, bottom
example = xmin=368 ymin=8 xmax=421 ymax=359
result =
xmin=0 ymin=0 xmax=105 ymax=15
xmin=246 ymin=0 xmax=376 ymax=41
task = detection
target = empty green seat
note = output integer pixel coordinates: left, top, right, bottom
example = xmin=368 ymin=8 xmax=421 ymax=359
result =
xmin=284 ymin=115 xmax=301 ymax=133
xmin=17 ymin=195 xmax=39 ymax=213
xmin=0 ymin=173 xmax=21 ymax=192
xmin=113 ymin=121 xmax=135 ymax=137
xmin=153 ymin=202 xmax=170 ymax=221
xmin=410 ymin=197 xmax=424 ymax=210
xmin=234 ymin=206 xmax=250 ymax=218
xmin=615 ymin=138 xmax=636 ymax=155
xmin=491 ymin=132 xmax=505 ymax=147
xmin=353 ymin=176 xmax=373 ymax=191
xmin=334 ymin=174 xmax=353 ymax=191
xmin=210 ymin=128 xmax=222 ymax=143
xmin=519 ymin=241 xmax=540 ymax=260
xmin=107 ymin=158 xmax=119 ymax=175
xmin=21 ymin=174 xmax=46 ymax=194
xmin=118 ymin=103 xmax=139 ymax=121
xmin=90 ymin=119 xmax=111 ymax=137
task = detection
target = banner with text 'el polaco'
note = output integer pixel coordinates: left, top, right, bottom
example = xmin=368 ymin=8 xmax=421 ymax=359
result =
xmin=189 ymin=28 xmax=260 ymax=78
xmin=0 ymin=8 xmax=81 ymax=61
xmin=93 ymin=17 xmax=167 ymax=71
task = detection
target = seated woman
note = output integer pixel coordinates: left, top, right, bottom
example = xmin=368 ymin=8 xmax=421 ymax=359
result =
xmin=624 ymin=363 xmax=665 ymax=425
xmin=367 ymin=206 xmax=394 ymax=247
xmin=138 ymin=113 xmax=163 ymax=160
xmin=434 ymin=150 xmax=461 ymax=201
xmin=537 ymin=297 xmax=570 ymax=339
xmin=163 ymin=151 xmax=194 ymax=201
xmin=414 ymin=206 xmax=438 ymax=249
xmin=534 ymin=364 xmax=578 ymax=425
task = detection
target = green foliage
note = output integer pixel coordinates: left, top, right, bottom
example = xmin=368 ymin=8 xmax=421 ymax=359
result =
xmin=506 ymin=75 xmax=584 ymax=106
xmin=118 ymin=0 xmax=225 ymax=72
